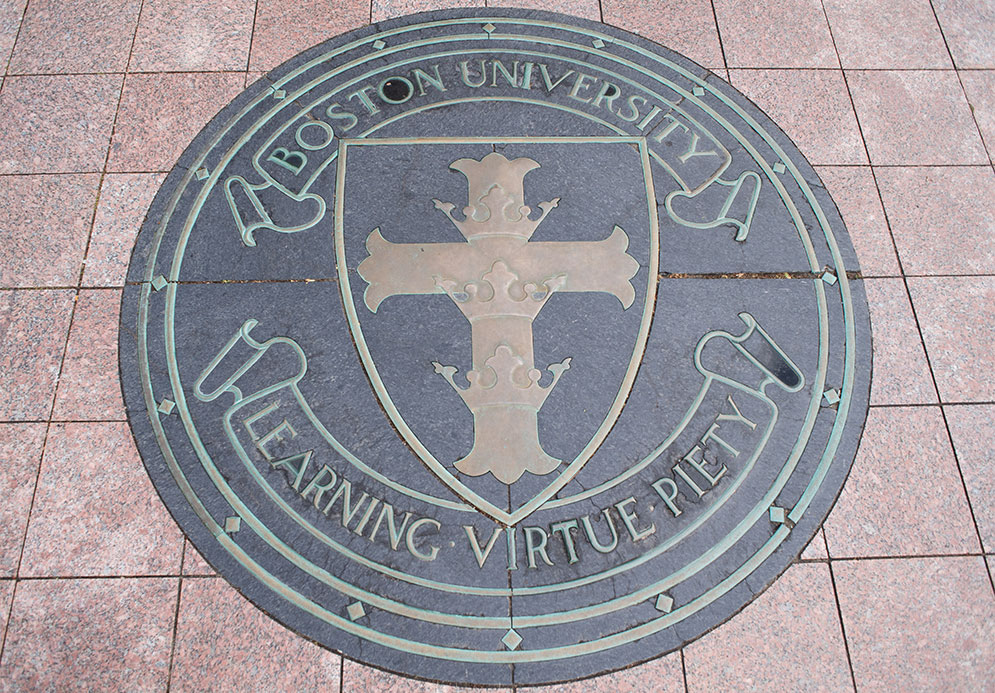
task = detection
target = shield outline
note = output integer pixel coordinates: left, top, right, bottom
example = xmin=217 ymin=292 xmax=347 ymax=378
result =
xmin=334 ymin=136 xmax=660 ymax=525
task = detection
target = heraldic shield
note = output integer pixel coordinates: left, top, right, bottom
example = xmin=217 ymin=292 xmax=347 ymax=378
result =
xmin=335 ymin=137 xmax=659 ymax=524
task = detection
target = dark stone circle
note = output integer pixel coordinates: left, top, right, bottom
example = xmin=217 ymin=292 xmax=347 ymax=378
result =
xmin=120 ymin=8 xmax=871 ymax=687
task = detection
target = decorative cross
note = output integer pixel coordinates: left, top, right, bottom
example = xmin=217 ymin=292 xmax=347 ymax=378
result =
xmin=358 ymin=152 xmax=639 ymax=484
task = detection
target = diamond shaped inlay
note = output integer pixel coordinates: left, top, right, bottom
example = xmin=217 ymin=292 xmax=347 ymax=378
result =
xmin=347 ymin=601 xmax=366 ymax=621
xmin=501 ymin=629 xmax=522 ymax=650
xmin=655 ymin=594 xmax=674 ymax=613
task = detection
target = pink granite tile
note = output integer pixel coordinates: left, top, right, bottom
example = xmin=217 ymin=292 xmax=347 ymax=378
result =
xmin=815 ymin=166 xmax=899 ymax=276
xmin=0 ymin=577 xmax=176 ymax=691
xmin=847 ymin=70 xmax=988 ymax=165
xmin=130 ymin=0 xmax=255 ymax=71
xmin=603 ymin=0 xmax=724 ymax=70
xmin=730 ymin=69 xmax=866 ymax=165
xmin=245 ymin=70 xmax=266 ymax=89
xmin=20 ymin=422 xmax=183 ymax=576
xmin=83 ymin=173 xmax=164 ymax=287
xmin=960 ymin=70 xmax=995 ymax=157
xmin=0 ymin=424 xmax=45 ymax=576
xmin=800 ymin=528 xmax=828 ymax=560
xmin=0 ymin=75 xmax=121 ymax=174
xmin=342 ymin=658 xmax=508 ymax=692
xmin=824 ymin=406 xmax=979 ymax=557
xmin=824 ymin=0 xmax=951 ymax=69
xmin=171 ymin=578 xmax=342 ymax=692
xmin=372 ymin=0 xmax=483 ymax=23
xmin=0 ymin=174 xmax=101 ymax=288
xmin=0 ymin=289 xmax=74 ymax=420
xmin=7 ymin=0 xmax=141 ymax=74
xmin=0 ymin=580 xmax=12 ymax=643
xmin=51 ymin=290 xmax=125 ymax=421
xmin=907 ymin=276 xmax=995 ymax=402
xmin=182 ymin=540 xmax=216 ymax=576
xmin=944 ymin=405 xmax=995 ymax=552
xmin=835 ymin=556 xmax=995 ymax=691
xmin=250 ymin=0 xmax=368 ymax=72
xmin=0 ymin=0 xmax=26 ymax=74
xmin=864 ymin=278 xmax=937 ymax=405
xmin=532 ymin=652 xmax=683 ymax=692
xmin=684 ymin=563 xmax=851 ymax=691
xmin=494 ymin=0 xmax=600 ymax=22
xmin=934 ymin=0 xmax=995 ymax=68
xmin=109 ymin=72 xmax=243 ymax=172
xmin=714 ymin=0 xmax=837 ymax=68
xmin=876 ymin=166 xmax=995 ymax=275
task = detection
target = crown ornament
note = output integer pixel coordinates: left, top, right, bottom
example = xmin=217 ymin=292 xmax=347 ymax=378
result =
xmin=432 ymin=152 xmax=560 ymax=241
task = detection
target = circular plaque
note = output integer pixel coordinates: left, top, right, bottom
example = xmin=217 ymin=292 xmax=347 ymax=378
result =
xmin=121 ymin=8 xmax=871 ymax=686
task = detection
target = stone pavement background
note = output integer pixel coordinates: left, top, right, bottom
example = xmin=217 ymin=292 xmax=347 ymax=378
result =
xmin=0 ymin=0 xmax=993 ymax=690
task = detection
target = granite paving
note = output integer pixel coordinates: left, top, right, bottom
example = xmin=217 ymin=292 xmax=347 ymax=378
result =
xmin=0 ymin=1 xmax=992 ymax=690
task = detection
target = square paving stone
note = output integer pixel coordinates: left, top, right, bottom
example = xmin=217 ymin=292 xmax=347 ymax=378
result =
xmin=372 ymin=0 xmax=484 ymax=23
xmin=342 ymin=658 xmax=510 ymax=692
xmin=498 ymin=0 xmax=601 ymax=21
xmin=824 ymin=406 xmax=979 ymax=558
xmin=529 ymin=652 xmax=684 ymax=693
xmin=7 ymin=0 xmax=141 ymax=74
xmin=800 ymin=528 xmax=828 ymax=560
xmin=0 ymin=579 xmax=12 ymax=644
xmin=815 ymin=166 xmax=900 ymax=277
xmin=834 ymin=556 xmax=995 ymax=691
xmin=730 ymin=69 xmax=866 ymax=165
xmin=171 ymin=577 xmax=343 ymax=692
xmin=864 ymin=279 xmax=937 ymax=405
xmin=181 ymin=540 xmax=216 ymax=576
xmin=714 ymin=0 xmax=838 ymax=68
xmin=250 ymin=0 xmax=374 ymax=72
xmin=847 ymin=70 xmax=988 ymax=165
xmin=19 ymin=422 xmax=184 ymax=576
xmin=684 ymin=563 xmax=851 ymax=691
xmin=0 ymin=0 xmax=25 ymax=75
xmin=130 ymin=0 xmax=255 ymax=71
xmin=876 ymin=166 xmax=995 ymax=275
xmin=960 ymin=70 xmax=995 ymax=157
xmin=0 ymin=173 xmax=101 ymax=288
xmin=933 ymin=0 xmax=995 ymax=68
xmin=51 ymin=289 xmax=126 ymax=421
xmin=0 ymin=75 xmax=121 ymax=174
xmin=0 ymin=423 xmax=45 ymax=576
xmin=944 ymin=404 xmax=995 ymax=552
xmin=84 ymin=173 xmax=165 ymax=287
xmin=109 ymin=72 xmax=245 ymax=173
xmin=823 ymin=0 xmax=952 ymax=69
xmin=907 ymin=276 xmax=995 ymax=402
xmin=0 ymin=289 xmax=74 ymax=420
xmin=0 ymin=577 xmax=177 ymax=691
xmin=602 ymin=0 xmax=724 ymax=70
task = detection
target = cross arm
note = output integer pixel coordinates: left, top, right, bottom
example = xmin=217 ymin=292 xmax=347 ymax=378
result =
xmin=357 ymin=228 xmax=479 ymax=312
xmin=519 ymin=226 xmax=640 ymax=308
